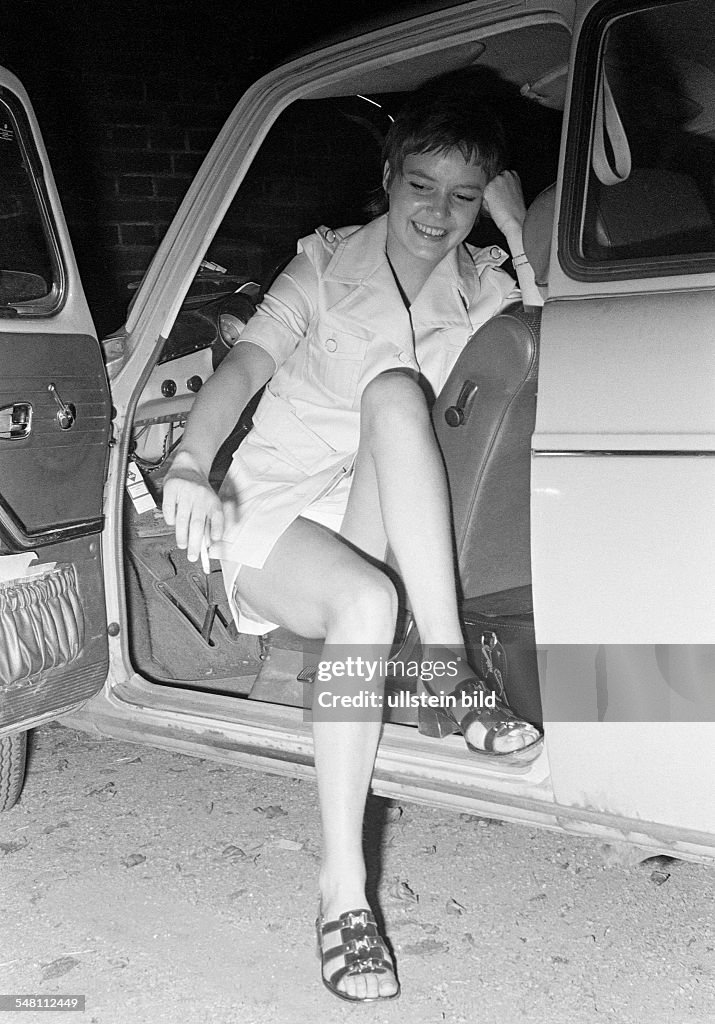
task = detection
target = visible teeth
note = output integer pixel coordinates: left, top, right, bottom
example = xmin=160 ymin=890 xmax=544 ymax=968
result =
xmin=414 ymin=222 xmax=446 ymax=237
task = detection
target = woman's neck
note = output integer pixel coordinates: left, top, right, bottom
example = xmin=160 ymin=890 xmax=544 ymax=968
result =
xmin=385 ymin=241 xmax=438 ymax=307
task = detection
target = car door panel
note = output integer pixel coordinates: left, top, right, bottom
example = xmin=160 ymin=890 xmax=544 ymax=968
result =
xmin=0 ymin=334 xmax=110 ymax=542
xmin=0 ymin=67 xmax=110 ymax=735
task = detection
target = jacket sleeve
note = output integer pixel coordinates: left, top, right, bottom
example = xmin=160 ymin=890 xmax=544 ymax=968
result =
xmin=470 ymin=244 xmax=520 ymax=315
xmin=236 ymin=237 xmax=322 ymax=371
xmin=493 ymin=267 xmax=521 ymax=309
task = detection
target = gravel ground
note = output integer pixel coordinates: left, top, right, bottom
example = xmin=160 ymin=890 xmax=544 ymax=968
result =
xmin=0 ymin=722 xmax=713 ymax=1024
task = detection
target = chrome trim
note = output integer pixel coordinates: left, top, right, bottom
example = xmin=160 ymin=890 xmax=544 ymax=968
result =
xmin=533 ymin=450 xmax=715 ymax=457
xmin=0 ymin=401 xmax=32 ymax=440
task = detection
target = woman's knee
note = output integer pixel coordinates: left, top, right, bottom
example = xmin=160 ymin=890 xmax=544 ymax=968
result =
xmin=360 ymin=370 xmax=429 ymax=435
xmin=329 ymin=568 xmax=398 ymax=633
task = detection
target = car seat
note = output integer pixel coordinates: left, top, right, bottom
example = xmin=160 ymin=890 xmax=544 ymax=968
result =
xmin=424 ymin=185 xmax=554 ymax=727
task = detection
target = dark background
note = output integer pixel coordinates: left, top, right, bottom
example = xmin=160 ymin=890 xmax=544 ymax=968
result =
xmin=4 ymin=0 xmax=422 ymax=334
xmin=4 ymin=1 xmax=558 ymax=336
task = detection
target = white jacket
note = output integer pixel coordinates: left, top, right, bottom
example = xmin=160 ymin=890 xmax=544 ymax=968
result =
xmin=215 ymin=213 xmax=517 ymax=573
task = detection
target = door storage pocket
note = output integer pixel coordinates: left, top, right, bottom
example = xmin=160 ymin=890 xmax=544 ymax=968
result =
xmin=0 ymin=566 xmax=84 ymax=687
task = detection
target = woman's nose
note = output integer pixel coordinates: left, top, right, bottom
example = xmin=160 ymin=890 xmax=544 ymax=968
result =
xmin=428 ymin=192 xmax=450 ymax=218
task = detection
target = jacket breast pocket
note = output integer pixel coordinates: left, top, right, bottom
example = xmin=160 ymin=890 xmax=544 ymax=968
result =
xmin=248 ymin=386 xmax=338 ymax=475
xmin=308 ymin=325 xmax=371 ymax=404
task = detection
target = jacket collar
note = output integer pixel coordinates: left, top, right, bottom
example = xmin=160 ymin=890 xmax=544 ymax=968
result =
xmin=324 ymin=214 xmax=481 ymax=309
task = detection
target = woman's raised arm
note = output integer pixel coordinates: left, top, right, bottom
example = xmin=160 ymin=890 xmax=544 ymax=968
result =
xmin=482 ymin=170 xmax=544 ymax=308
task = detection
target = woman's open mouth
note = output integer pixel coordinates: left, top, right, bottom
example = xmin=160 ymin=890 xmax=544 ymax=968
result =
xmin=412 ymin=221 xmax=448 ymax=239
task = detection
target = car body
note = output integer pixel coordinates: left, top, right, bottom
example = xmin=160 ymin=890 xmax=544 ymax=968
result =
xmin=1 ymin=0 xmax=714 ymax=862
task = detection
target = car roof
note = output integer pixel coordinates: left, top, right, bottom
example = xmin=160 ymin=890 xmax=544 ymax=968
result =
xmin=278 ymin=0 xmax=577 ymax=102
xmin=285 ymin=0 xmax=507 ymax=59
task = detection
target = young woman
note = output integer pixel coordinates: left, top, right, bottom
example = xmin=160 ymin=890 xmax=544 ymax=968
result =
xmin=162 ymin=82 xmax=542 ymax=1003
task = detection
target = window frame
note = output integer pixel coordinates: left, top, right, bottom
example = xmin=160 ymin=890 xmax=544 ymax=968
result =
xmin=559 ymin=0 xmax=715 ymax=283
xmin=0 ymin=85 xmax=66 ymax=316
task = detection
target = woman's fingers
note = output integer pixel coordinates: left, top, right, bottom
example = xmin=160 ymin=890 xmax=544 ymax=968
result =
xmin=186 ymin=502 xmax=211 ymax=563
xmin=208 ymin=503 xmax=225 ymax=542
xmin=161 ymin=470 xmax=223 ymax=562
xmin=182 ymin=489 xmax=222 ymax=563
xmin=161 ymin=477 xmax=179 ymax=527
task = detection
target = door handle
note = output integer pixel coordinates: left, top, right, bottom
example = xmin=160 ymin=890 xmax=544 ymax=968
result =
xmin=0 ymin=402 xmax=33 ymax=439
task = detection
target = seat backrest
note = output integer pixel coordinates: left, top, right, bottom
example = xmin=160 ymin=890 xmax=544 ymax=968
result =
xmin=433 ymin=185 xmax=554 ymax=600
xmin=433 ymin=306 xmax=540 ymax=599
xmin=585 ymin=167 xmax=715 ymax=258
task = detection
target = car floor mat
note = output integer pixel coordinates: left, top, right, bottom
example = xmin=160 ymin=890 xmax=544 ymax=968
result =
xmin=124 ymin=504 xmax=262 ymax=688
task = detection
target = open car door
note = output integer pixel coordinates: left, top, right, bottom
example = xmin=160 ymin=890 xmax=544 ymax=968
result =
xmin=0 ymin=67 xmax=111 ymax=805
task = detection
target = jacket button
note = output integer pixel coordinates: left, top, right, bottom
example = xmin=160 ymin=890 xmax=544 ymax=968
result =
xmin=398 ymin=352 xmax=410 ymax=363
xmin=325 ymin=338 xmax=338 ymax=353
xmin=489 ymin=245 xmax=503 ymax=260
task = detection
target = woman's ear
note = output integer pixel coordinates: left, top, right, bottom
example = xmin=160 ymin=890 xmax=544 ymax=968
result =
xmin=382 ymin=160 xmax=392 ymax=195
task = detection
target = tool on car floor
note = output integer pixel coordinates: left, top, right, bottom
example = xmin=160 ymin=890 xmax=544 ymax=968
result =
xmin=198 ymin=539 xmax=224 ymax=643
xmin=150 ymin=539 xmax=230 ymax=646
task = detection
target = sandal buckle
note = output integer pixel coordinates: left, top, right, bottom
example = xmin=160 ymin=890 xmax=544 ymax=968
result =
xmin=344 ymin=910 xmax=369 ymax=928
xmin=351 ymin=936 xmax=373 ymax=955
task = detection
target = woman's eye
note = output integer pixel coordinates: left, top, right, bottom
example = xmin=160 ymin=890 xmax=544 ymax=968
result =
xmin=409 ymin=181 xmax=427 ymax=191
xmin=455 ymin=194 xmax=477 ymax=203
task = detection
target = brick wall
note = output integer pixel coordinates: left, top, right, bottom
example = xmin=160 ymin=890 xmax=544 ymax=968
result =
xmin=3 ymin=3 xmax=282 ymax=335
xmin=3 ymin=1 xmax=401 ymax=336
xmin=59 ymin=83 xmax=383 ymax=335
xmin=45 ymin=79 xmax=386 ymax=335
xmin=2 ymin=0 xmax=434 ymax=335
xmin=209 ymin=98 xmax=386 ymax=282
xmin=39 ymin=70 xmax=242 ymax=335
xmin=38 ymin=76 xmax=385 ymax=337
xmin=7 ymin=2 xmax=559 ymax=337
xmin=93 ymin=73 xmax=236 ymax=294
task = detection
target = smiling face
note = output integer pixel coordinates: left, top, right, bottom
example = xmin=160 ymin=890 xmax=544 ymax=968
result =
xmin=384 ymin=149 xmax=489 ymax=274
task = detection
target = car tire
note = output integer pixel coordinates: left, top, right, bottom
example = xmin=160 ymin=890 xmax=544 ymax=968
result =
xmin=0 ymin=730 xmax=28 ymax=812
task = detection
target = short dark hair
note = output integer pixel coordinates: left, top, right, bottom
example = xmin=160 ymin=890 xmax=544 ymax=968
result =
xmin=382 ymin=79 xmax=507 ymax=186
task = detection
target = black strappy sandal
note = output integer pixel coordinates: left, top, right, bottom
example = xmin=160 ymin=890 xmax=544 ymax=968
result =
xmin=418 ymin=646 xmax=542 ymax=764
xmin=316 ymin=907 xmax=400 ymax=1003
xmin=419 ymin=675 xmax=542 ymax=763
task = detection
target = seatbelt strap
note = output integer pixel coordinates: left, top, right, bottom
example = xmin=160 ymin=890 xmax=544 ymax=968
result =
xmin=592 ymin=66 xmax=632 ymax=185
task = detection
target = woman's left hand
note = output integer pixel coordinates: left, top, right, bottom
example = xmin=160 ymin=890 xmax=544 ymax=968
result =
xmin=482 ymin=170 xmax=527 ymax=240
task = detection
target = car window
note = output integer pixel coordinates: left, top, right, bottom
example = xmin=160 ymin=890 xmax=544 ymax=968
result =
xmin=202 ymin=84 xmax=561 ymax=293
xmin=203 ymin=96 xmax=392 ymax=289
xmin=565 ymin=0 xmax=715 ymax=279
xmin=0 ymin=89 xmax=62 ymax=313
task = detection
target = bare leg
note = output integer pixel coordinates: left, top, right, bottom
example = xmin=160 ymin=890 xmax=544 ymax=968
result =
xmin=343 ymin=370 xmax=463 ymax=646
xmin=342 ymin=371 xmax=540 ymax=755
xmin=236 ymin=518 xmax=399 ymax=999
xmin=232 ymin=372 xmax=535 ymax=998
xmin=339 ymin=439 xmax=388 ymax=561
